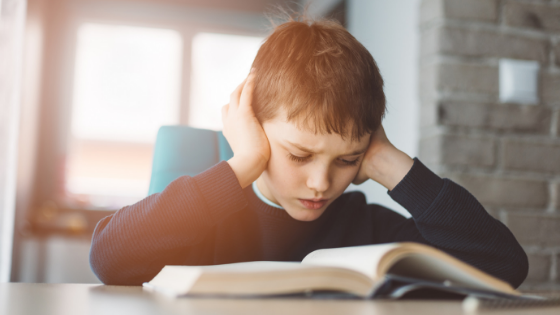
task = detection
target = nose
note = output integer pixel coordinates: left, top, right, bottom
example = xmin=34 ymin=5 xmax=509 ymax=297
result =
xmin=306 ymin=164 xmax=330 ymax=195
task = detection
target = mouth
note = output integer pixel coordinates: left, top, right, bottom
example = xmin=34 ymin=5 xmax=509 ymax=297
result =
xmin=298 ymin=198 xmax=329 ymax=210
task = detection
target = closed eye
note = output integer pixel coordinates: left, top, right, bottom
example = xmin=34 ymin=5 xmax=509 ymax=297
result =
xmin=287 ymin=153 xmax=310 ymax=163
xmin=339 ymin=157 xmax=360 ymax=166
xmin=288 ymin=153 xmax=360 ymax=166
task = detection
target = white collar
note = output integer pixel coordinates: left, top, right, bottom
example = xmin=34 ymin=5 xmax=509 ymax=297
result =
xmin=252 ymin=181 xmax=284 ymax=209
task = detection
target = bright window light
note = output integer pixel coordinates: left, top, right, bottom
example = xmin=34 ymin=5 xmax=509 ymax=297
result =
xmin=66 ymin=23 xmax=182 ymax=209
xmin=190 ymin=32 xmax=263 ymax=130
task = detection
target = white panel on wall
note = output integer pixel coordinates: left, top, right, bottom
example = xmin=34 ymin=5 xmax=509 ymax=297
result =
xmin=0 ymin=0 xmax=26 ymax=282
xmin=499 ymin=59 xmax=540 ymax=105
xmin=346 ymin=0 xmax=420 ymax=218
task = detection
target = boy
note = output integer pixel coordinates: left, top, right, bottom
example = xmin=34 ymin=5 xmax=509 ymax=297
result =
xmin=90 ymin=18 xmax=528 ymax=287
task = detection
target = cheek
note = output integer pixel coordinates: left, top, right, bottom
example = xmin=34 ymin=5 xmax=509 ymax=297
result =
xmin=330 ymin=167 xmax=359 ymax=192
xmin=265 ymin=151 xmax=304 ymax=194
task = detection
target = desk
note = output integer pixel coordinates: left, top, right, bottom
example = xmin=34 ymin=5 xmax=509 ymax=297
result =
xmin=0 ymin=283 xmax=559 ymax=315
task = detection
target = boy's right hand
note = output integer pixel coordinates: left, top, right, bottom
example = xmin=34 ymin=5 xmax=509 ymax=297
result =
xmin=222 ymin=72 xmax=270 ymax=189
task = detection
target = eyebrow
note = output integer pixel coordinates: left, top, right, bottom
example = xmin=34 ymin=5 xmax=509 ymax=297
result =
xmin=286 ymin=141 xmax=368 ymax=156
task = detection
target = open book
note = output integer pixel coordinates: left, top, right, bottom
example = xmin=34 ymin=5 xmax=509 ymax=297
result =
xmin=143 ymin=242 xmax=520 ymax=299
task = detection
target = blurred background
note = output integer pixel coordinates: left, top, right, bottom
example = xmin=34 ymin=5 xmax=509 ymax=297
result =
xmin=0 ymin=0 xmax=559 ymax=290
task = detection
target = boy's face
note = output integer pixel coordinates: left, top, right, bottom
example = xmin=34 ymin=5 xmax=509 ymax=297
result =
xmin=256 ymin=111 xmax=371 ymax=221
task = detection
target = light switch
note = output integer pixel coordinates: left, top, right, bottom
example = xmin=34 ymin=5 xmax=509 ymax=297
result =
xmin=499 ymin=59 xmax=540 ymax=104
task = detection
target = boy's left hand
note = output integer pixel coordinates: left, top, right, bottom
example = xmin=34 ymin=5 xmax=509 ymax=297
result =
xmin=352 ymin=125 xmax=414 ymax=191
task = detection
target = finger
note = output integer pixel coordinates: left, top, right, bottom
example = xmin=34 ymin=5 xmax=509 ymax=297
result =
xmin=239 ymin=73 xmax=256 ymax=112
xmin=229 ymin=77 xmax=248 ymax=109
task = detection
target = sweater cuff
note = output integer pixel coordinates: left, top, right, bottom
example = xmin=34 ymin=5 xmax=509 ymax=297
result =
xmin=194 ymin=161 xmax=248 ymax=222
xmin=387 ymin=157 xmax=444 ymax=218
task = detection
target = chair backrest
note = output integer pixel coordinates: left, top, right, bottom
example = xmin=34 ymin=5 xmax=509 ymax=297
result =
xmin=148 ymin=125 xmax=233 ymax=195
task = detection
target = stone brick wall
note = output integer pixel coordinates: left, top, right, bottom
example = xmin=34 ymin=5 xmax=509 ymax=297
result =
xmin=419 ymin=0 xmax=560 ymax=290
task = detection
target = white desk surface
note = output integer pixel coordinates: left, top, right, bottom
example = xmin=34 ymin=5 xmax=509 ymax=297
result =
xmin=1 ymin=283 xmax=559 ymax=315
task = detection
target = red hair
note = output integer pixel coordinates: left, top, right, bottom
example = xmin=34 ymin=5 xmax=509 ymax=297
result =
xmin=251 ymin=16 xmax=386 ymax=141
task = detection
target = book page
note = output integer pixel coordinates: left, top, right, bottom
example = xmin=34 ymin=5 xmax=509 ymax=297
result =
xmin=383 ymin=247 xmax=518 ymax=294
xmin=190 ymin=261 xmax=305 ymax=272
xmin=145 ymin=261 xmax=374 ymax=297
xmin=302 ymin=243 xmax=517 ymax=294
xmin=144 ymin=262 xmax=304 ymax=297
xmin=144 ymin=266 xmax=203 ymax=297
xmin=301 ymin=243 xmax=400 ymax=280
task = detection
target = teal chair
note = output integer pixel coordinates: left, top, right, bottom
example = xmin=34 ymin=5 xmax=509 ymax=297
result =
xmin=148 ymin=126 xmax=234 ymax=195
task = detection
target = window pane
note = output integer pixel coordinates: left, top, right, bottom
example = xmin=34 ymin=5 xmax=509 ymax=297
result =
xmin=189 ymin=32 xmax=263 ymax=130
xmin=66 ymin=23 xmax=183 ymax=209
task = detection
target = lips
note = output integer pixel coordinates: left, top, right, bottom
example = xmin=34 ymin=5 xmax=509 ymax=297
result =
xmin=299 ymin=198 xmax=329 ymax=210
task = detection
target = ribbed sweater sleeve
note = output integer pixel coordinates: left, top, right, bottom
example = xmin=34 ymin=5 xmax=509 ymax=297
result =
xmin=387 ymin=158 xmax=528 ymax=288
xmin=89 ymin=161 xmax=247 ymax=285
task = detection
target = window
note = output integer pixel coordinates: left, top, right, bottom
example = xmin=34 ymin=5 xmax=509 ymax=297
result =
xmin=189 ymin=32 xmax=264 ymax=130
xmin=65 ymin=23 xmax=183 ymax=209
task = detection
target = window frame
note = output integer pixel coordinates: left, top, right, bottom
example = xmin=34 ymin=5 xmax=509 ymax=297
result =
xmin=32 ymin=0 xmax=268 ymax=236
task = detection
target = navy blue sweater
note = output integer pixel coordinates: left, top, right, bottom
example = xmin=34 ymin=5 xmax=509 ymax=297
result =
xmin=89 ymin=158 xmax=528 ymax=287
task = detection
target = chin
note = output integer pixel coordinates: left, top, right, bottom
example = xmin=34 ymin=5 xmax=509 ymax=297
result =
xmin=285 ymin=207 xmax=326 ymax=222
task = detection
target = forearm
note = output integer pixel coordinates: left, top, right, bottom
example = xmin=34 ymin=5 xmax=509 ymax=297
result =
xmin=413 ymin=182 xmax=528 ymax=288
xmin=89 ymin=161 xmax=248 ymax=285
xmin=387 ymin=159 xmax=528 ymax=288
